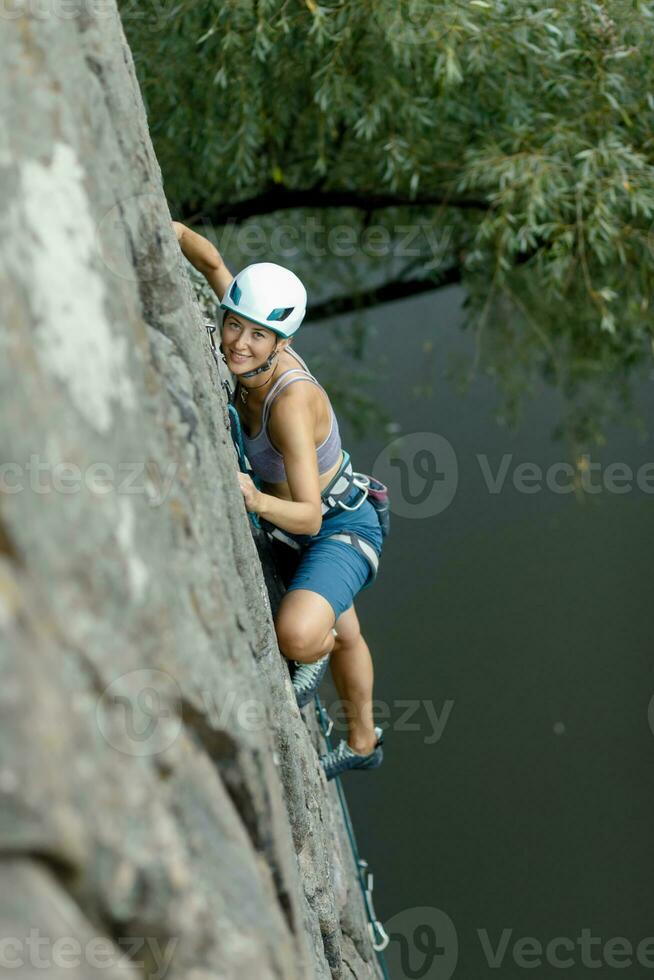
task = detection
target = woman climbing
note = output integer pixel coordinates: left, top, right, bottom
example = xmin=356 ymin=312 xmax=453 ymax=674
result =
xmin=173 ymin=221 xmax=385 ymax=779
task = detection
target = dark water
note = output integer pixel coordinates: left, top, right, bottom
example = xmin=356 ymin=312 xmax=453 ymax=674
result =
xmin=299 ymin=285 xmax=654 ymax=979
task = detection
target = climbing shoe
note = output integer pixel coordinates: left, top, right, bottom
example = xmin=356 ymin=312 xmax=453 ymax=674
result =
xmin=320 ymin=726 xmax=384 ymax=781
xmin=292 ymin=652 xmax=331 ymax=708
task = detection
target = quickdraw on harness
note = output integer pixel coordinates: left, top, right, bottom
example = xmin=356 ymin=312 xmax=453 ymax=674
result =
xmin=315 ymin=694 xmax=391 ymax=976
xmin=204 ymin=316 xmax=261 ymax=529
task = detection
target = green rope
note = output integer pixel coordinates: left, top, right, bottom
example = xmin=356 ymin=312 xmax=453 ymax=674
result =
xmin=315 ymin=695 xmax=390 ymax=979
xmin=204 ymin=315 xmax=261 ymax=530
xmin=225 ymin=392 xmax=261 ymax=530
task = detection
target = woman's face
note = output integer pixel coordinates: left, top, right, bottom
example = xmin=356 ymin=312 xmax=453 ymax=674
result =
xmin=222 ymin=312 xmax=284 ymax=372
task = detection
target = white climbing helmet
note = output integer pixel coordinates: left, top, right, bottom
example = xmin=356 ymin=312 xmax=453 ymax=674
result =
xmin=220 ymin=262 xmax=307 ymax=338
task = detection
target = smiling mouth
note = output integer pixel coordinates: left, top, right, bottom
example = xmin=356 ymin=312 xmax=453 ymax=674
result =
xmin=230 ymin=352 xmax=249 ymax=361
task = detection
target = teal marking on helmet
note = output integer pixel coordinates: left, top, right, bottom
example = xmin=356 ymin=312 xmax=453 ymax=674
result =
xmin=229 ymin=280 xmax=242 ymax=304
xmin=267 ymin=306 xmax=294 ymax=321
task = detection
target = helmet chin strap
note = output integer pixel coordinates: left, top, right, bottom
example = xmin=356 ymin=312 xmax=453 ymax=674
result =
xmin=219 ymin=337 xmax=279 ymax=379
xmin=240 ymin=346 xmax=278 ymax=379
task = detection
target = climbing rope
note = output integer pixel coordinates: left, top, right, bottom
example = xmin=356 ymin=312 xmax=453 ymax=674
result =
xmin=204 ymin=316 xmax=261 ymax=529
xmin=315 ymin=695 xmax=391 ymax=978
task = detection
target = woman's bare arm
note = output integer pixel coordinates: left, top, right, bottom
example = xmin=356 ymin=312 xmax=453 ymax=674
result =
xmin=173 ymin=221 xmax=233 ymax=301
xmin=253 ymin=388 xmax=323 ymax=536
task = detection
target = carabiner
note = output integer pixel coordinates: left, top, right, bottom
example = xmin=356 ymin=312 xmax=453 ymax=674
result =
xmin=337 ymin=479 xmax=369 ymax=511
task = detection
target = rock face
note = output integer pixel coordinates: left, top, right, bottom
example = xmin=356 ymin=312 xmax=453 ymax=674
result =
xmin=0 ymin=5 xmax=383 ymax=978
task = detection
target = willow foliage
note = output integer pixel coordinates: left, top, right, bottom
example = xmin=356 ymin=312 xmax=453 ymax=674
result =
xmin=122 ymin=0 xmax=654 ymax=447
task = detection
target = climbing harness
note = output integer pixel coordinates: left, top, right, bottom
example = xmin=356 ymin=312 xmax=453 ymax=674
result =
xmin=320 ymin=451 xmax=368 ymax=515
xmin=259 ymin=450 xmax=386 ymax=586
xmin=316 ymin=695 xmax=391 ymax=975
xmin=320 ymin=452 xmax=391 ymax=537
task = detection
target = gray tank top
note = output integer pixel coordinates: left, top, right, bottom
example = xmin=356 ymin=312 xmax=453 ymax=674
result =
xmin=237 ymin=347 xmax=342 ymax=484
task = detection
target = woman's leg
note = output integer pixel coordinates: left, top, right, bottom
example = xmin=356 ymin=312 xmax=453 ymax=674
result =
xmin=276 ymin=535 xmax=371 ymax=664
xmin=275 ymin=588 xmax=337 ymax=664
xmin=329 ymin=603 xmax=378 ymax=756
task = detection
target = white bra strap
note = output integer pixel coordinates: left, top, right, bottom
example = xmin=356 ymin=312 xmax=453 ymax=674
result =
xmin=263 ymin=346 xmax=313 ymax=406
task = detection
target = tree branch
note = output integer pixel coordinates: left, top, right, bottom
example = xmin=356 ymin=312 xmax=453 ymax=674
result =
xmin=180 ymin=188 xmax=488 ymax=226
xmin=304 ymin=266 xmax=463 ymax=323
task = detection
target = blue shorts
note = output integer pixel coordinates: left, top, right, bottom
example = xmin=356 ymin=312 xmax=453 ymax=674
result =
xmin=282 ymin=487 xmax=383 ymax=621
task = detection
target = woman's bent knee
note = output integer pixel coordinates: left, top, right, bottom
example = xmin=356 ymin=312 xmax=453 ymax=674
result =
xmin=275 ymin=619 xmax=326 ymax=663
xmin=275 ymin=589 xmax=336 ymax=662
